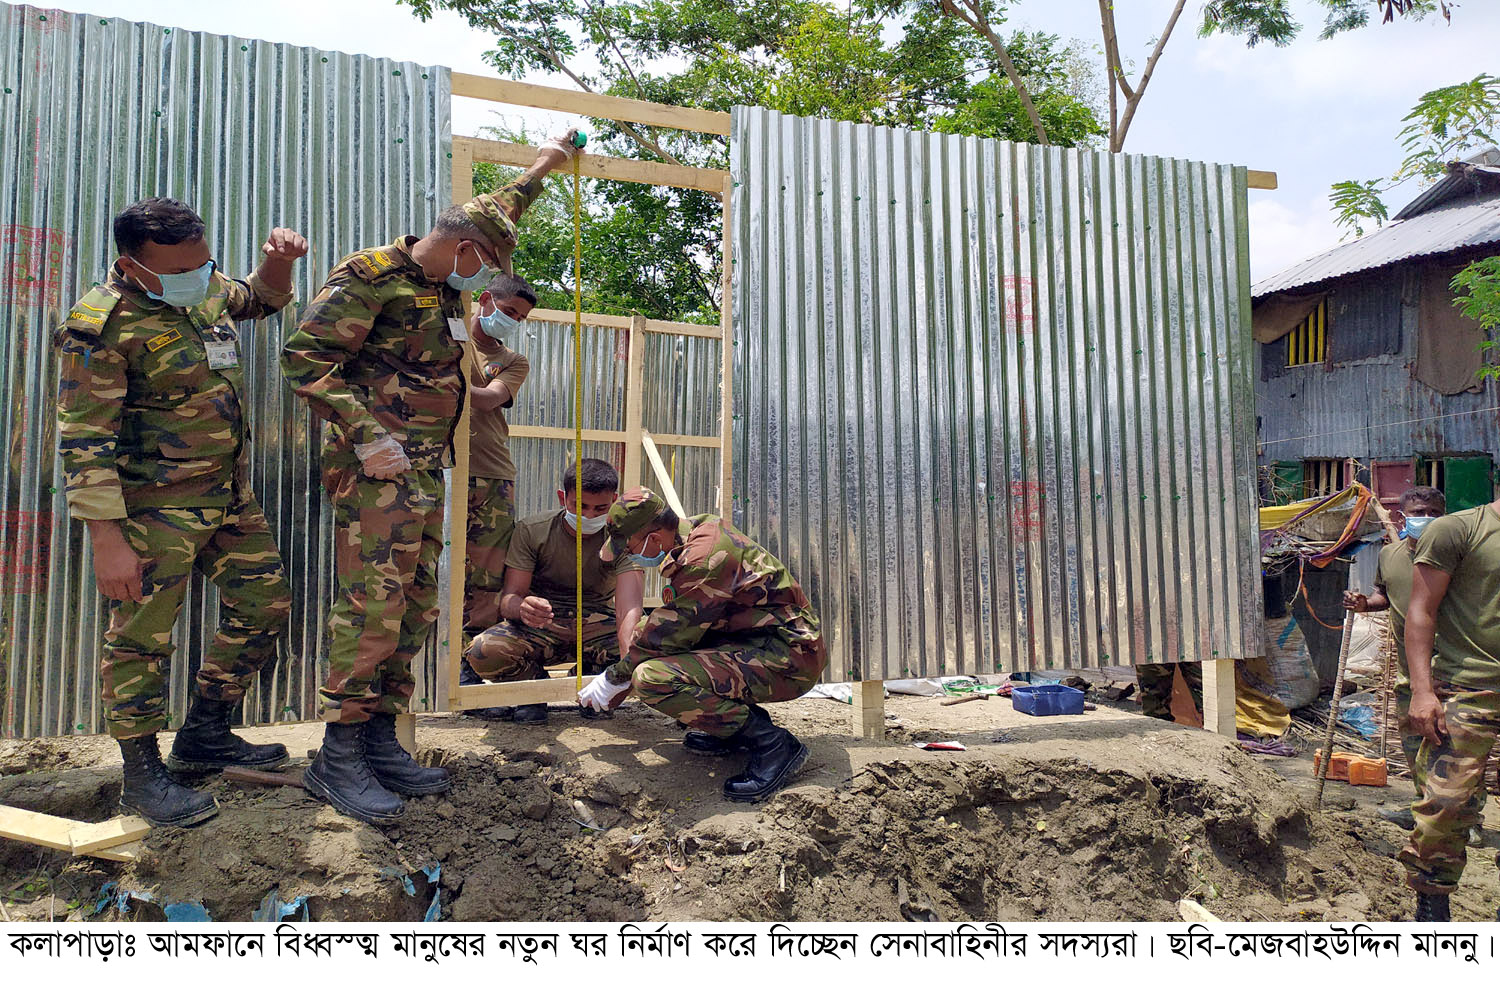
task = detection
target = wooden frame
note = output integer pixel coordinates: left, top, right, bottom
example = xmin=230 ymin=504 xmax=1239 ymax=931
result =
xmin=0 ymin=805 xmax=148 ymax=863
xmin=443 ymin=78 xmax=734 ymax=714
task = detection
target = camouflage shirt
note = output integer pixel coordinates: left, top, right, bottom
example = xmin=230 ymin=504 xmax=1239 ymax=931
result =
xmin=56 ymin=266 xmax=292 ymax=520
xmin=610 ymin=514 xmax=822 ymax=681
xmin=280 ymin=237 xmax=467 ymax=469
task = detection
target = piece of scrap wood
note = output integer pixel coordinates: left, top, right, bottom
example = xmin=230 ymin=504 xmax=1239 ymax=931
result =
xmin=1177 ymin=898 xmax=1221 ymax=923
xmin=68 ymin=816 xmax=151 ymax=855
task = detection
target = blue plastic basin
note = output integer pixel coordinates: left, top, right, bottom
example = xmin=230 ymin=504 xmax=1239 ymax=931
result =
xmin=1010 ymin=683 xmax=1085 ymax=717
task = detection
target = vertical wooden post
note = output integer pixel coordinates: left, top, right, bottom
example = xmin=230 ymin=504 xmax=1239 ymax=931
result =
xmin=852 ymin=680 xmax=884 ymax=740
xmin=717 ymin=171 xmax=735 ymax=518
xmin=1201 ymin=659 xmax=1237 ymax=737
xmin=395 ymin=713 xmax=417 ymax=756
xmin=444 ymin=139 xmax=476 ymax=712
xmin=623 ymin=314 xmax=646 ymax=489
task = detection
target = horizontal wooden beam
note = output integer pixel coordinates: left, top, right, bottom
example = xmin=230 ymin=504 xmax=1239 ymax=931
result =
xmin=510 ymin=424 xmax=721 ymax=449
xmin=456 ymin=135 xmax=729 ymax=194
xmin=449 ymin=675 xmax=598 ymax=710
xmin=649 ymin=432 xmax=722 ymax=449
xmin=1247 ymin=170 xmax=1278 ymax=190
xmin=452 ymin=73 xmax=731 ymax=136
xmin=527 ymin=307 xmax=721 ymax=340
xmin=0 ymin=805 xmax=149 ymax=862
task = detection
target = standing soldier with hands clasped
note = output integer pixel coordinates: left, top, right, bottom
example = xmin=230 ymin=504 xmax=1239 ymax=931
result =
xmin=56 ymin=197 xmax=307 ymax=827
xmin=281 ymin=130 xmax=583 ymax=824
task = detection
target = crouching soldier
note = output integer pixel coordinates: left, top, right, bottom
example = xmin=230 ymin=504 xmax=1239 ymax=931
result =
xmin=578 ymin=488 xmax=826 ymax=801
xmin=56 ymin=197 xmax=306 ymax=826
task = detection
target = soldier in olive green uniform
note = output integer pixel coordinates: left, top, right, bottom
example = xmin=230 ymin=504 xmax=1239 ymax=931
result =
xmin=579 ymin=488 xmax=826 ymax=802
xmin=281 ymin=133 xmax=580 ymax=824
xmin=1397 ymin=496 xmax=1500 ymax=922
xmin=56 ymin=197 xmax=305 ymax=827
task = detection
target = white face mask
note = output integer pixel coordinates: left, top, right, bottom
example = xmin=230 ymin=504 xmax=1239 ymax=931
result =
xmin=564 ymin=510 xmax=609 ymax=535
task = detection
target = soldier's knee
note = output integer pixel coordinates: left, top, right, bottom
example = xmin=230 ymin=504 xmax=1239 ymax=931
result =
xmin=465 ymin=636 xmax=530 ymax=681
xmin=631 ymin=659 xmax=682 ymax=698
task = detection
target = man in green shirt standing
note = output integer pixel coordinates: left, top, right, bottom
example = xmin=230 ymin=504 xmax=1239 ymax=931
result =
xmin=1399 ymin=494 xmax=1500 ymax=921
xmin=1342 ymin=486 xmax=1472 ymax=830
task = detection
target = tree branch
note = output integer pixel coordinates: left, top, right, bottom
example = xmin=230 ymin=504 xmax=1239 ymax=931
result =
xmin=1113 ymin=0 xmax=1187 ymax=152
xmin=940 ymin=0 xmax=1050 ymax=144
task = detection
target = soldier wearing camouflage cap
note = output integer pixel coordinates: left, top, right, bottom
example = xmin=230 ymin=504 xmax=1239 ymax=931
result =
xmin=55 ymin=197 xmax=307 ymax=828
xmin=280 ymin=131 xmax=581 ymax=825
xmin=578 ymin=488 xmax=827 ymax=802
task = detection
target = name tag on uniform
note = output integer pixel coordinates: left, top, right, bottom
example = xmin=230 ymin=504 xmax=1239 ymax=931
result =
xmin=413 ymin=295 xmax=440 ymax=308
xmin=447 ymin=317 xmax=469 ymax=342
xmin=145 ymin=329 xmax=182 ymax=352
xmin=205 ymin=341 xmax=239 ymax=369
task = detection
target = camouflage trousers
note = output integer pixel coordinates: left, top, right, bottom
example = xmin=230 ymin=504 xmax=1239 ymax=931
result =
xmin=1398 ymin=688 xmax=1500 ymax=894
xmin=463 ymin=476 xmax=515 ymax=638
xmin=319 ymin=464 xmax=444 ymax=724
xmin=1137 ymin=662 xmax=1202 ymax=721
xmin=102 ymin=493 xmax=290 ymax=739
xmin=631 ymin=633 xmax=827 ymax=737
xmin=1393 ymin=682 xmax=1488 ymax=813
xmin=466 ymin=612 xmax=618 ymax=681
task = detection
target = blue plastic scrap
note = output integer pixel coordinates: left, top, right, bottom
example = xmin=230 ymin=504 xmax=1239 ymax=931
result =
xmin=1338 ymin=704 xmax=1378 ymax=739
xmin=92 ymin=881 xmax=156 ymax=917
xmin=251 ymin=888 xmax=310 ymax=923
xmin=163 ymin=901 xmax=212 ymax=922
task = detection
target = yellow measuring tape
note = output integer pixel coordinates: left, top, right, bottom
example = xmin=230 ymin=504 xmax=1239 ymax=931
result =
xmin=572 ymin=156 xmax=584 ymax=692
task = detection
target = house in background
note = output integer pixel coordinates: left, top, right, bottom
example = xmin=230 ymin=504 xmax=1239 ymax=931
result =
xmin=1252 ymin=149 xmax=1500 ymax=513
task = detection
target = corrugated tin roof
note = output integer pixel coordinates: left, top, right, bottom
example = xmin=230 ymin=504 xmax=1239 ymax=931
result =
xmin=1252 ymin=193 xmax=1500 ymax=298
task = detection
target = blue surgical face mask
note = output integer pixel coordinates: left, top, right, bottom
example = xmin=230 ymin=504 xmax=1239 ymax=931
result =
xmin=446 ymin=243 xmax=493 ymax=293
xmin=477 ymin=306 xmax=519 ymax=340
xmin=137 ymin=258 xmax=215 ymax=308
xmin=1401 ymin=515 xmax=1437 ymax=540
xmin=628 ymin=534 xmax=667 ymax=569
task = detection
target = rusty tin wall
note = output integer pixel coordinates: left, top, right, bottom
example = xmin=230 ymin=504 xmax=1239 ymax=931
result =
xmin=730 ymin=107 xmax=1264 ymax=680
xmin=0 ymin=3 xmax=449 ymax=736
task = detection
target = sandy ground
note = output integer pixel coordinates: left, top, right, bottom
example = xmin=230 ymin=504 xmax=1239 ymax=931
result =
xmin=2 ymin=691 xmax=1496 ymax=922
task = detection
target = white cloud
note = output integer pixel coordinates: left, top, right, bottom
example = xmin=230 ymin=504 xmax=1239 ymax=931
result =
xmin=1248 ymin=193 xmax=1343 ymax=284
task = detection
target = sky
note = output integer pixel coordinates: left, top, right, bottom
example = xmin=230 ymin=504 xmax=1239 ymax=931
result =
xmin=29 ymin=0 xmax=1500 ymax=282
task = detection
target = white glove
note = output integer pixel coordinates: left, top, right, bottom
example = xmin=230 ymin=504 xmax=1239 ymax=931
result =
xmin=578 ymin=670 xmax=631 ymax=713
xmin=540 ymin=127 xmax=584 ymax=160
xmin=354 ymin=436 xmax=411 ymax=480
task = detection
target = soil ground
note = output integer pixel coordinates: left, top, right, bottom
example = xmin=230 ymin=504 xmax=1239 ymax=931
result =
xmin=2 ymin=692 xmax=1497 ymax=923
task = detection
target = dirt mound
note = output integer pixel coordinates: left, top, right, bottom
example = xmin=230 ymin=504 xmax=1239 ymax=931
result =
xmin=0 ymin=698 xmax=1456 ymax=921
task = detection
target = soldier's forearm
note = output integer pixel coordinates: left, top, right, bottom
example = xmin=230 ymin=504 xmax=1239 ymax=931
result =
xmin=1406 ymin=615 xmax=1438 ymax=696
xmin=254 ymin=256 xmax=296 ymax=296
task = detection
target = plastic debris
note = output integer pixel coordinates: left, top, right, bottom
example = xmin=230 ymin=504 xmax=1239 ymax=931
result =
xmin=912 ymin=740 xmax=966 ymax=751
xmin=92 ymin=881 xmax=155 ymax=917
xmin=251 ymin=888 xmax=310 ymax=922
xmin=163 ymin=901 xmax=212 ymax=922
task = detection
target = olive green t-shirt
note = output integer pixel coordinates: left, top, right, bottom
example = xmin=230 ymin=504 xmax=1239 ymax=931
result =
xmin=507 ymin=510 xmax=640 ymax=616
xmin=1411 ymin=503 xmax=1500 ymax=691
xmin=1374 ymin=538 xmax=1416 ymax=679
xmin=463 ymin=334 xmax=529 ymax=482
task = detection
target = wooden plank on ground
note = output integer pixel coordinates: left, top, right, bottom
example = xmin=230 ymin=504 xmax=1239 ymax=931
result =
xmin=0 ymin=805 xmax=150 ymax=862
xmin=1201 ymin=658 xmax=1237 ymax=737
xmin=67 ymin=816 xmax=151 ymax=856
xmin=457 ymin=135 xmax=729 ymax=193
xmin=452 ymin=677 xmax=598 ymax=708
xmin=451 ymin=73 xmax=732 ymax=136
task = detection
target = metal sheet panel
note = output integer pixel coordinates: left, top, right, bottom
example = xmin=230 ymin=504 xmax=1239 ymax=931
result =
xmin=731 ymin=107 xmax=1263 ymax=680
xmin=0 ymin=2 xmax=449 ymax=736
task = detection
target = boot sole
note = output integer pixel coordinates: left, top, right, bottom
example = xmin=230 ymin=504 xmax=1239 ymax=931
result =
xmin=684 ymin=741 xmax=744 ymax=756
xmin=372 ymin=774 xmax=453 ymax=797
xmin=303 ymin=767 xmax=404 ymax=825
xmin=119 ymin=796 xmax=220 ymax=829
xmin=165 ymin=750 xmax=290 ymax=774
xmin=723 ymin=741 xmax=809 ymax=803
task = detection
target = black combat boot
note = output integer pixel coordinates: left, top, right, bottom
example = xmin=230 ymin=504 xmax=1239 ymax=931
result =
xmin=458 ymin=659 xmax=513 ymax=720
xmin=722 ymin=706 xmax=808 ymax=802
xmin=117 ymin=735 xmax=219 ymax=828
xmin=304 ymin=722 xmax=404 ymax=824
xmin=1415 ymin=892 xmax=1451 ymax=922
xmin=362 ymin=714 xmax=452 ymax=796
xmin=684 ymin=729 xmax=746 ymax=756
xmin=167 ymin=696 xmax=289 ymax=772
xmin=511 ymin=704 xmax=549 ymax=724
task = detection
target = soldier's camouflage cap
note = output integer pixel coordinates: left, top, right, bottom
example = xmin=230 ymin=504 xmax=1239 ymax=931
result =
xmin=601 ymin=487 xmax=665 ymax=560
xmin=460 ymin=194 xmax=519 ymax=273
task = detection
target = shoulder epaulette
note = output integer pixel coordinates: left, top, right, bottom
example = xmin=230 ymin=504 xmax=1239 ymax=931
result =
xmin=62 ymin=285 xmax=123 ymax=336
xmin=345 ymin=246 xmax=406 ymax=281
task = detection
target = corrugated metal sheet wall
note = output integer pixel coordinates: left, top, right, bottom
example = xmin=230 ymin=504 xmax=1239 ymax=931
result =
xmin=0 ymin=3 xmax=450 ymax=736
xmin=731 ymin=107 xmax=1264 ymax=680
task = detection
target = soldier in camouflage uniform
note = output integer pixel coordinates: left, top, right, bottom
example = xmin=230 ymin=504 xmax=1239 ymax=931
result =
xmin=55 ymin=197 xmax=305 ymax=827
xmin=281 ymin=132 xmax=581 ymax=824
xmin=1398 ymin=494 xmax=1500 ymax=922
xmin=578 ymin=488 xmax=826 ymax=802
xmin=464 ymin=458 xmax=644 ymax=723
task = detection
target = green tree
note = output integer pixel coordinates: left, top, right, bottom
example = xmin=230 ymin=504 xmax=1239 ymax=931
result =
xmin=1452 ymin=258 xmax=1500 ymax=381
xmin=401 ymin=0 xmax=1105 ymax=320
